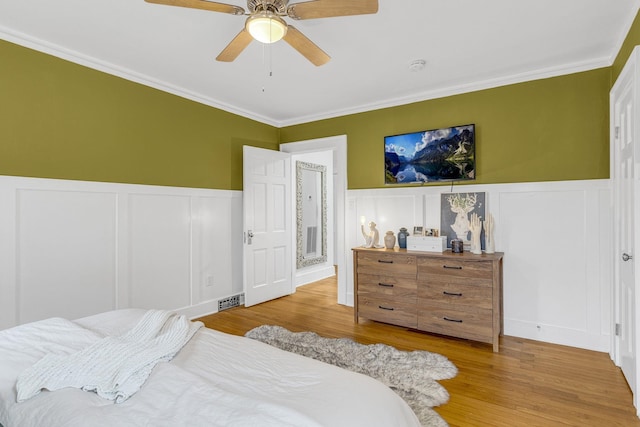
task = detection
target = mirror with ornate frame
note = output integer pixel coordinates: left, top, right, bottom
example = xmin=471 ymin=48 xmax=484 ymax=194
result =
xmin=296 ymin=161 xmax=327 ymax=269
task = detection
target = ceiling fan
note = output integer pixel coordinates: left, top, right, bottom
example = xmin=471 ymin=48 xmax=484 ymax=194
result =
xmin=144 ymin=0 xmax=378 ymax=66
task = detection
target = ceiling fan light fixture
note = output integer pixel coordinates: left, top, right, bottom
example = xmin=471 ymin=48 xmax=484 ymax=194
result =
xmin=246 ymin=12 xmax=287 ymax=44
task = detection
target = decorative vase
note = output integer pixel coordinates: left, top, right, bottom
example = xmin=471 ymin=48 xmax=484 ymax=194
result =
xmin=397 ymin=227 xmax=409 ymax=249
xmin=384 ymin=231 xmax=396 ymax=249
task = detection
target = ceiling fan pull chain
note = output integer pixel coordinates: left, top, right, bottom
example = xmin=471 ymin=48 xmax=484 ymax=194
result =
xmin=269 ymin=38 xmax=274 ymax=77
xmin=260 ymin=42 xmax=274 ymax=93
xmin=261 ymin=43 xmax=267 ymax=92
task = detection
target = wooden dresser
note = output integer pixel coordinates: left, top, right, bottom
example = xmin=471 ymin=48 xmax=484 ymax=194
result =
xmin=353 ymin=247 xmax=504 ymax=352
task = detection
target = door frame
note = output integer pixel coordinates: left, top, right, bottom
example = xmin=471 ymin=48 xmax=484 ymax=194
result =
xmin=280 ymin=135 xmax=349 ymax=305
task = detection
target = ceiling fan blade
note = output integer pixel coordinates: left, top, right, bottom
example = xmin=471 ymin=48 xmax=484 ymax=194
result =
xmin=287 ymin=0 xmax=378 ymax=20
xmin=144 ymin=0 xmax=244 ymax=15
xmin=216 ymin=29 xmax=254 ymax=62
xmin=283 ymin=26 xmax=330 ymax=66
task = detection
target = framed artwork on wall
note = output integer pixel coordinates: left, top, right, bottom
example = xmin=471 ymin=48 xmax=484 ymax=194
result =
xmin=440 ymin=192 xmax=486 ymax=249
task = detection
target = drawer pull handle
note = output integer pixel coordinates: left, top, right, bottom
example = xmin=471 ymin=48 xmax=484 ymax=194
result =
xmin=379 ymin=305 xmax=395 ymax=311
xmin=378 ymin=283 xmax=394 ymax=288
xmin=378 ymin=260 xmax=394 ymax=264
xmin=443 ymin=265 xmax=462 ymax=270
xmin=443 ymin=291 xmax=463 ymax=297
xmin=443 ymin=317 xmax=463 ymax=323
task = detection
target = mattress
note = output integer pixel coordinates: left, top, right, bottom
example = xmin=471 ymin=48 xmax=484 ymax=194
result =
xmin=0 ymin=309 xmax=421 ymax=427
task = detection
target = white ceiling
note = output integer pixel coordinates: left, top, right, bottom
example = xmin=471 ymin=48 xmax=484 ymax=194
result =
xmin=1 ymin=1 xmax=638 ymax=127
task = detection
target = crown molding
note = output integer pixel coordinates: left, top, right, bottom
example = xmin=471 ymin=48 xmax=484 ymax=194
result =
xmin=0 ymin=27 xmax=280 ymax=127
xmin=607 ymin=1 xmax=640 ymax=65
xmin=0 ymin=25 xmax=617 ymax=129
xmin=277 ymin=57 xmax=612 ymax=127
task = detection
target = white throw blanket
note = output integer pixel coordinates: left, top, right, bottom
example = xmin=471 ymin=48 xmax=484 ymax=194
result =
xmin=16 ymin=310 xmax=202 ymax=403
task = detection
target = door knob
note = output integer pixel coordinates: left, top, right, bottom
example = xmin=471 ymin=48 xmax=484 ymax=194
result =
xmin=623 ymin=253 xmax=633 ymax=262
xmin=247 ymin=230 xmax=254 ymax=245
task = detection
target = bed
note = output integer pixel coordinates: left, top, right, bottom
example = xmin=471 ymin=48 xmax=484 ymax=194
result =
xmin=0 ymin=309 xmax=422 ymax=427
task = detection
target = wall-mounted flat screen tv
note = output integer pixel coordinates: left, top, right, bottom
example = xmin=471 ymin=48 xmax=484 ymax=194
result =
xmin=384 ymin=124 xmax=475 ymax=184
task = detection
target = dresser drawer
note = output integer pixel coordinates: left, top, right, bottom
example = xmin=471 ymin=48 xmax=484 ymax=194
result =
xmin=418 ymin=282 xmax=492 ymax=310
xmin=417 ymin=257 xmax=493 ymax=287
xmin=418 ymin=303 xmax=493 ymax=344
xmin=357 ymin=252 xmax=417 ymax=278
xmin=358 ymin=296 xmax=417 ymax=328
xmin=358 ymin=273 xmax=417 ymax=299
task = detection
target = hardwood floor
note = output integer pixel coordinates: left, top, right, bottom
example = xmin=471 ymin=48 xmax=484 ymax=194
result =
xmin=196 ymin=277 xmax=640 ymax=427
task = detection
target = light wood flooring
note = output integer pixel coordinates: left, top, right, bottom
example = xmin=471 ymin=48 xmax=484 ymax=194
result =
xmin=197 ymin=277 xmax=640 ymax=427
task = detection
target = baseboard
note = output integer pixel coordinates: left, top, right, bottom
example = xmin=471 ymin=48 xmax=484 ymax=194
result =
xmin=295 ymin=265 xmax=336 ymax=287
xmin=505 ymin=319 xmax=610 ymax=352
xmin=177 ymin=300 xmax=219 ymax=321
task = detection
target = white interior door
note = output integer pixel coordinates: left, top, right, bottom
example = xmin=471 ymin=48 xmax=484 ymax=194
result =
xmin=612 ymin=47 xmax=640 ymax=412
xmin=615 ymin=79 xmax=636 ymax=393
xmin=243 ymin=146 xmax=292 ymax=307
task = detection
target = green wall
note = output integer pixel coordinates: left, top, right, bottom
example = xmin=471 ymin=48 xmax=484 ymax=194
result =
xmin=280 ymin=69 xmax=611 ymax=189
xmin=0 ymin=40 xmax=279 ymax=191
xmin=4 ymin=7 xmax=640 ymax=190
xmin=281 ymin=8 xmax=640 ymax=190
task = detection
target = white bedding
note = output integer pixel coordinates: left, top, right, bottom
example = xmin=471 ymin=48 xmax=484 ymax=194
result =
xmin=16 ymin=310 xmax=202 ymax=404
xmin=0 ymin=309 xmax=422 ymax=427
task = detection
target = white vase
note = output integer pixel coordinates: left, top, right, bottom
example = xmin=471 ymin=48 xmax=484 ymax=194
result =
xmin=384 ymin=231 xmax=396 ymax=249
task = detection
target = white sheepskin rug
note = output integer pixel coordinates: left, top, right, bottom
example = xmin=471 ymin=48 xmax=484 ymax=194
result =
xmin=245 ymin=325 xmax=457 ymax=427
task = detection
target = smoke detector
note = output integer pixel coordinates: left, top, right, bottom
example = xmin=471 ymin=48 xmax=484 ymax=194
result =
xmin=409 ymin=59 xmax=426 ymax=72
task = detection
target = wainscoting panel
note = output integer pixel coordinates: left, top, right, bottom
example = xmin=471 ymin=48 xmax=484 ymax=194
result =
xmin=596 ymin=188 xmax=613 ymax=338
xmin=128 ymin=194 xmax=192 ymax=310
xmin=0 ymin=176 xmax=243 ymax=330
xmin=347 ymin=180 xmax=611 ymax=352
xmin=16 ymin=189 xmax=117 ymax=324
xmin=196 ymin=196 xmax=237 ymax=303
xmin=499 ymin=190 xmax=596 ymax=347
xmin=500 ymin=190 xmax=587 ymax=328
xmin=355 ymin=192 xmax=422 ymax=244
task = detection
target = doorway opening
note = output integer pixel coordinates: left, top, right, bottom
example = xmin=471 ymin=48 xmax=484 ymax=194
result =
xmin=280 ymin=135 xmax=349 ymax=305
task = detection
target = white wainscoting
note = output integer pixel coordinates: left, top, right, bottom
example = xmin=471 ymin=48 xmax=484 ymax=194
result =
xmin=0 ymin=175 xmax=243 ymax=330
xmin=347 ymin=179 xmax=612 ymax=352
xmin=0 ymin=175 xmax=613 ymax=352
